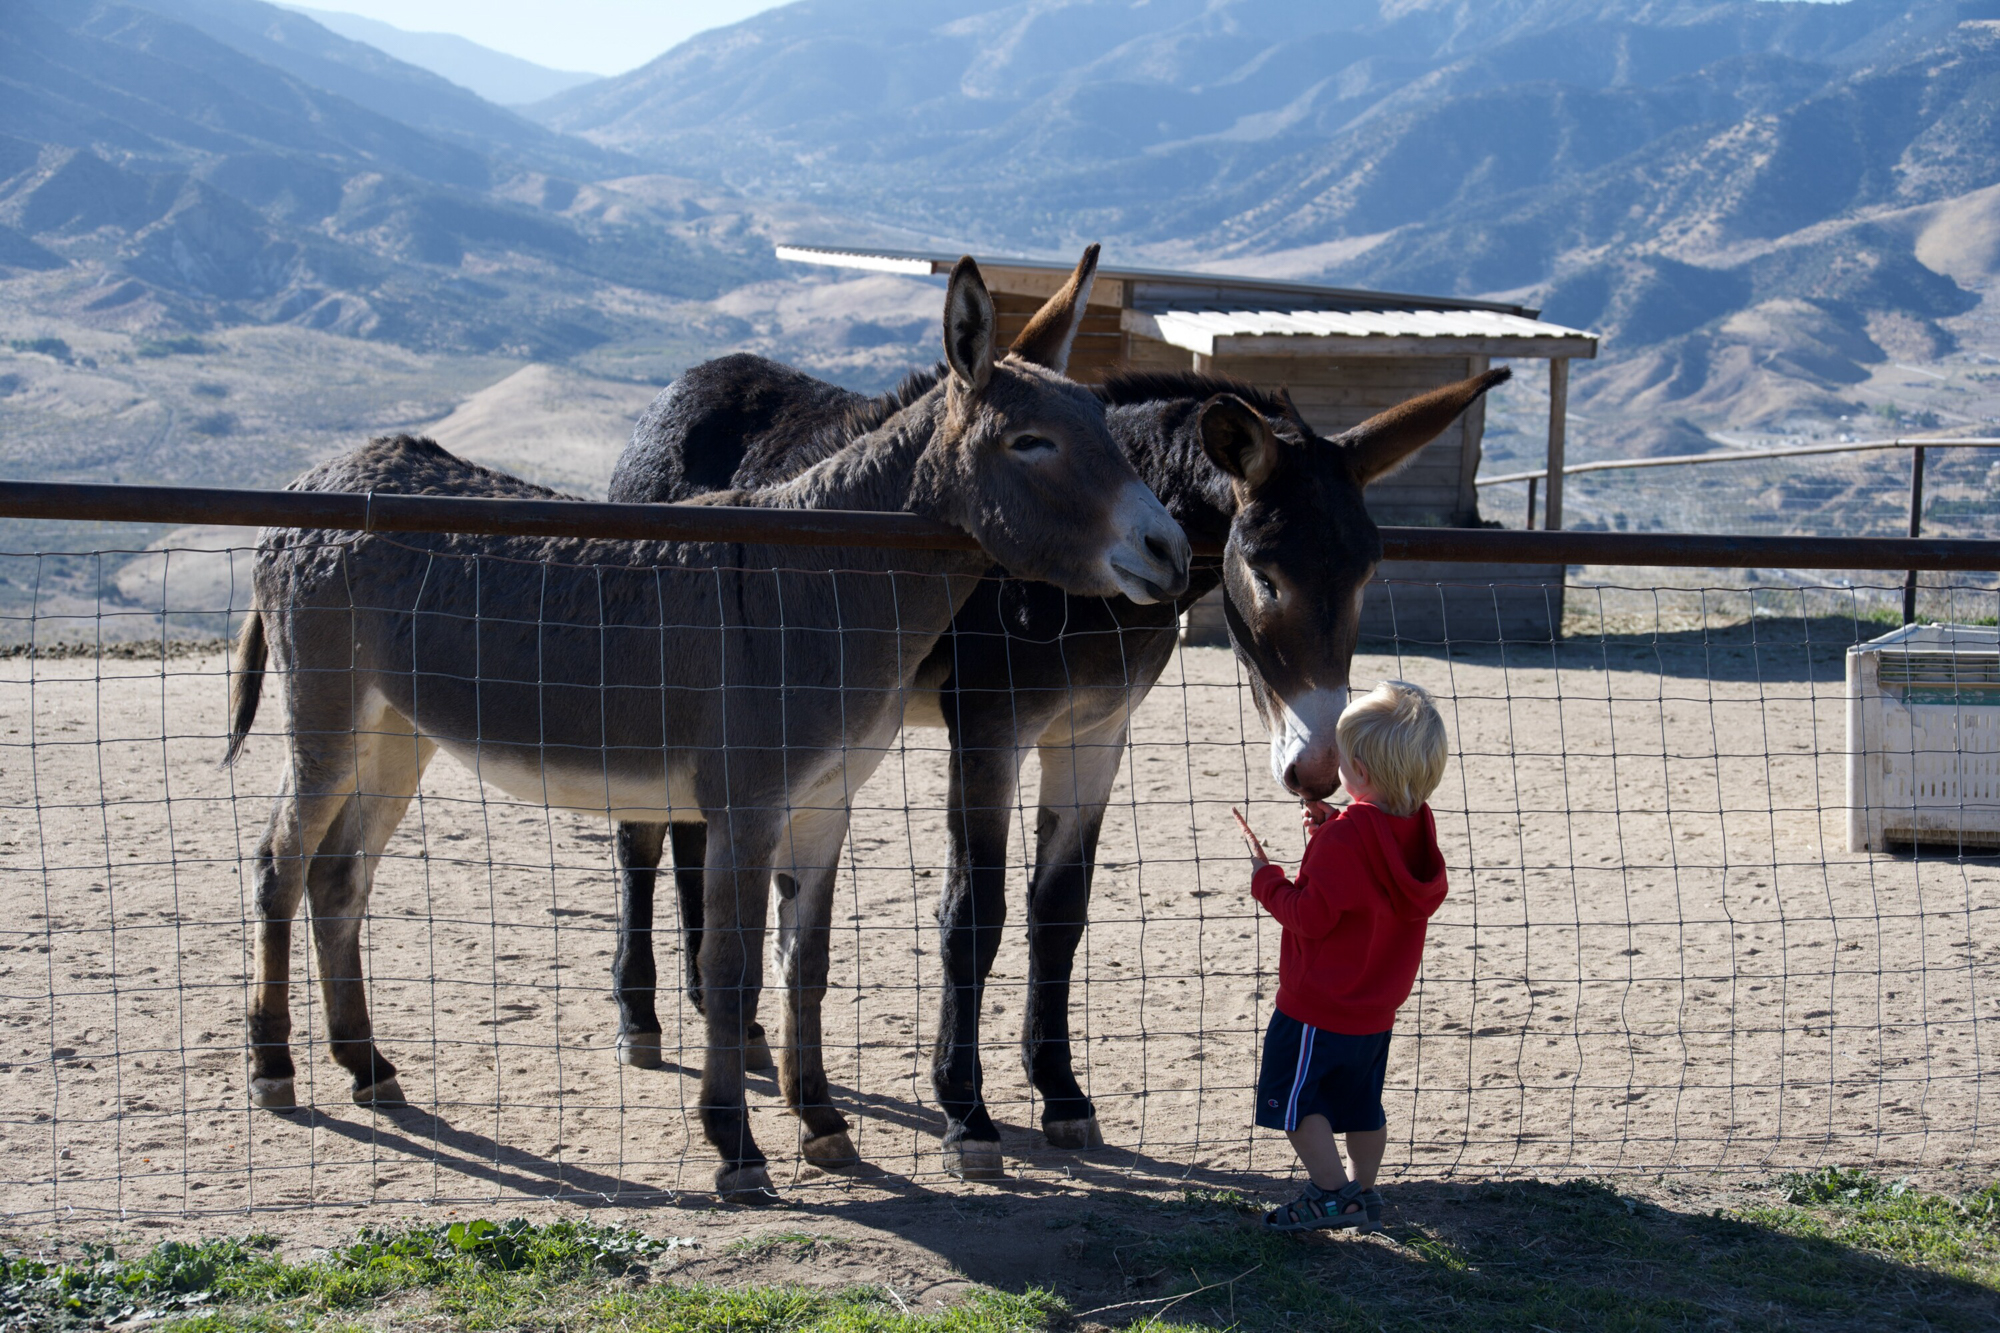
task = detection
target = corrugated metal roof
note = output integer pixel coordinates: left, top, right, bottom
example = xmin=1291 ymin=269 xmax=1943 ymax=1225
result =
xmin=774 ymin=243 xmax=1543 ymax=318
xmin=774 ymin=243 xmax=1599 ymax=356
xmin=1130 ymin=307 xmax=1595 ymax=356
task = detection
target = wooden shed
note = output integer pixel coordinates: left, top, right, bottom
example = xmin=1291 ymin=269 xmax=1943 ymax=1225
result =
xmin=777 ymin=245 xmax=1599 ymax=644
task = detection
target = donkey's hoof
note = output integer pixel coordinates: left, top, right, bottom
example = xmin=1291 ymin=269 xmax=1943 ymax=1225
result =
xmin=744 ymin=1027 xmax=775 ymax=1073
xmin=354 ymin=1076 xmax=406 ymax=1107
xmin=250 ymin=1077 xmax=296 ymax=1111
xmin=1044 ymin=1116 xmax=1104 ymax=1151
xmin=943 ymin=1140 xmax=1005 ymax=1181
xmin=618 ymin=1032 xmax=664 ymax=1069
xmin=715 ymin=1163 xmax=777 ymax=1200
xmin=800 ymin=1129 xmax=859 ymax=1170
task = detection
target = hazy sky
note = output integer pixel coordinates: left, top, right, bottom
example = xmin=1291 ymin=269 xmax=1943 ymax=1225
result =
xmin=295 ymin=1 xmax=795 ymax=75
xmin=299 ymin=0 xmax=1849 ymax=78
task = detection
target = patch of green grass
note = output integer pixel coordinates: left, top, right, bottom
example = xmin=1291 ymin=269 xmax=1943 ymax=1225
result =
xmin=1170 ymin=1188 xmax=1260 ymax=1216
xmin=725 ymin=1230 xmax=851 ymax=1260
xmin=589 ymin=1284 xmax=1061 ymax=1332
xmin=0 ymin=1221 xmax=1051 ymax=1332
xmin=1742 ymin=1167 xmax=2000 ymax=1287
xmin=9 ymin=1176 xmax=1999 ymax=1331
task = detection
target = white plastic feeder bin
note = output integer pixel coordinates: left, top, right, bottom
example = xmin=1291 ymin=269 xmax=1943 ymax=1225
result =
xmin=1847 ymin=623 xmax=2000 ymax=852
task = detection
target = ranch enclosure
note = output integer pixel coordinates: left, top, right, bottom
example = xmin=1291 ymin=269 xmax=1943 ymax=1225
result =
xmin=3 ymin=562 xmax=1995 ymax=1223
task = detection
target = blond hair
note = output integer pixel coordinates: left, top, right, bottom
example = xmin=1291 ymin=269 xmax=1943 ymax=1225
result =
xmin=1336 ymin=680 xmax=1447 ymax=818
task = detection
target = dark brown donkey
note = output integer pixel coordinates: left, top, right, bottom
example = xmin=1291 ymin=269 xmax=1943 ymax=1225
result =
xmin=607 ymin=281 xmax=1509 ymax=1174
xmin=222 ymin=256 xmax=1190 ymax=1197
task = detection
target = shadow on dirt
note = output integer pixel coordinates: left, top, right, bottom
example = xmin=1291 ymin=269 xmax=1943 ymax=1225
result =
xmin=794 ymin=1173 xmax=2000 ymax=1331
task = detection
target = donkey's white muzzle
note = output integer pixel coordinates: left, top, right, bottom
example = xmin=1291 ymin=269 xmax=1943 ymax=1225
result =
xmin=1104 ymin=483 xmax=1191 ymax=605
xmin=1271 ymin=686 xmax=1348 ymax=798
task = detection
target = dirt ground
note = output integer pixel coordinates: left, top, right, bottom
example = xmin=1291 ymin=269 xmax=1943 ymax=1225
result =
xmin=2 ymin=602 xmax=1997 ymax=1259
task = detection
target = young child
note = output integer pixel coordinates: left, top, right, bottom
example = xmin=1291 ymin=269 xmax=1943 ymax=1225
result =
xmin=1232 ymin=680 xmax=1449 ymax=1233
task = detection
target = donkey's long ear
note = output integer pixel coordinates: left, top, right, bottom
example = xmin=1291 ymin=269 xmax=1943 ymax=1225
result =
xmin=1009 ymin=243 xmax=1099 ymax=372
xmin=1199 ymin=394 xmax=1283 ymax=489
xmin=943 ymin=255 xmax=997 ymax=392
xmin=1342 ymin=366 xmax=1511 ymax=486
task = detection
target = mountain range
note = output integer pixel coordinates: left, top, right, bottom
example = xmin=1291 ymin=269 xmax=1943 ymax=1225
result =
xmin=533 ymin=0 xmax=2000 ymax=423
xmin=280 ymin=5 xmax=600 ymax=106
xmin=1 ymin=0 xmax=1996 ymax=466
xmin=0 ymin=0 xmax=801 ymax=362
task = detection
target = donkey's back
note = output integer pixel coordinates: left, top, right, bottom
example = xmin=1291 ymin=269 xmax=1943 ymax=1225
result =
xmin=246 ymin=433 xmax=958 ymax=817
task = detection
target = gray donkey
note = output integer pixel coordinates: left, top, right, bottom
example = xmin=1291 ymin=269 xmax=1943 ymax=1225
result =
xmin=223 ymin=255 xmax=1190 ymax=1196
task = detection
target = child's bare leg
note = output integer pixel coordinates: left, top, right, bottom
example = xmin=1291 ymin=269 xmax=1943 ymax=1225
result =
xmin=1285 ymin=1115 xmax=1350 ymax=1192
xmin=1344 ymin=1127 xmax=1387 ymax=1189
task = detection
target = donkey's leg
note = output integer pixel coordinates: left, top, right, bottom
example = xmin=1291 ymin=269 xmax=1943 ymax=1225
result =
xmin=1022 ymin=713 xmax=1130 ymax=1151
xmin=770 ymin=804 xmax=857 ymax=1168
xmin=696 ymin=811 xmax=781 ymax=1196
xmin=613 ymin=821 xmax=667 ymax=1068
xmin=669 ymin=820 xmax=773 ymax=1070
xmin=931 ymin=721 xmax=1024 ymax=1180
xmin=247 ymin=773 xmax=357 ymax=1111
xmin=306 ymin=727 xmax=433 ymax=1105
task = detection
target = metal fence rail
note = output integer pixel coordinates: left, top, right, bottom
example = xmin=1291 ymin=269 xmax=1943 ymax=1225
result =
xmin=5 ymin=479 xmax=2000 ymax=570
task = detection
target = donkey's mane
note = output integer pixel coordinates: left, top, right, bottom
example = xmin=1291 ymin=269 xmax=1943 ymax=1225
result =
xmin=1097 ymin=369 xmax=1289 ymax=418
xmin=835 ymin=363 xmax=948 ymax=441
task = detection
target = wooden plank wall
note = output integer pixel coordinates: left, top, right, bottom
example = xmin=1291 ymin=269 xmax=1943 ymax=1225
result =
xmin=992 ymin=292 xmax=1125 ymax=384
xmin=1128 ymin=333 xmax=1567 ymax=645
xmin=1205 ymin=351 xmax=1474 ymax=526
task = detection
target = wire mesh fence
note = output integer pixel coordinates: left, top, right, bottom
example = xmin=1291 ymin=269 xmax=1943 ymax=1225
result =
xmin=3 ymin=535 xmax=1999 ymax=1226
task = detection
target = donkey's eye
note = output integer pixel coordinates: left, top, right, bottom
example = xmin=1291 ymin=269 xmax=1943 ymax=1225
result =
xmin=1009 ymin=434 xmax=1056 ymax=454
xmin=1251 ymin=569 xmax=1278 ymax=600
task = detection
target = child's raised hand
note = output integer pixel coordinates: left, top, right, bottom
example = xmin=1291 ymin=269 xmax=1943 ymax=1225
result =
xmin=1230 ymin=807 xmax=1269 ymax=870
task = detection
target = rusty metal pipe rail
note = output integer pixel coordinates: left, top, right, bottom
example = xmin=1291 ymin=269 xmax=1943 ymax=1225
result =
xmin=5 ymin=479 xmax=2000 ymax=572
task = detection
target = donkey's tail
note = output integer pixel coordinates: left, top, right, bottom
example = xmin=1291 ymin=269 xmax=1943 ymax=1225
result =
xmin=222 ymin=609 xmax=266 ymax=767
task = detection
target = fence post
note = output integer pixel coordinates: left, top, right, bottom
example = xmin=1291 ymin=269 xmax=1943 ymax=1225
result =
xmin=1526 ymin=475 xmax=1538 ymax=530
xmin=1545 ymin=358 xmax=1568 ymax=531
xmin=1904 ymin=442 xmax=1925 ymax=625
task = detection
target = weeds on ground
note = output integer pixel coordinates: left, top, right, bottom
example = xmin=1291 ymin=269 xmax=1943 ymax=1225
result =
xmin=0 ymin=1219 xmax=1053 ymax=1332
xmin=6 ymin=1172 xmax=1998 ymax=1331
xmin=1117 ymin=1172 xmax=2000 ymax=1331
xmin=725 ymin=1230 xmax=852 ymax=1260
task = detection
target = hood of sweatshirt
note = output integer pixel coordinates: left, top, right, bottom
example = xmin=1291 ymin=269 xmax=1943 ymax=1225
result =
xmin=1350 ymin=801 xmax=1449 ymax=922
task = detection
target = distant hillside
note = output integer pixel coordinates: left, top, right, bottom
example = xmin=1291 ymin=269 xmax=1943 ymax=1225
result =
xmin=0 ymin=0 xmax=778 ymax=358
xmin=128 ymin=0 xmax=621 ymax=177
xmin=282 ymin=5 xmax=601 ymax=107
xmin=531 ymin=0 xmax=2000 ymax=424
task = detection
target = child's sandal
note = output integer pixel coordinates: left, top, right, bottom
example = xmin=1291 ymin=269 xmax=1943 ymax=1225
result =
xmin=1354 ymin=1186 xmax=1385 ymax=1233
xmin=1264 ymin=1180 xmax=1379 ymax=1233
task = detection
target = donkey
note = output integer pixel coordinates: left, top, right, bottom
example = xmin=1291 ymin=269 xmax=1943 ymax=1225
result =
xmin=607 ymin=285 xmax=1509 ymax=1175
xmin=222 ymin=255 xmax=1191 ymax=1197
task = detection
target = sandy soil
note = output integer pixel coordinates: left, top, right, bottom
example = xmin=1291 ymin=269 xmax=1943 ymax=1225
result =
xmin=2 ymin=615 xmax=1997 ymax=1241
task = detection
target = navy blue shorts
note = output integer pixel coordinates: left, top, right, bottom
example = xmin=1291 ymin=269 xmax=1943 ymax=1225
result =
xmin=1254 ymin=1011 xmax=1391 ymax=1133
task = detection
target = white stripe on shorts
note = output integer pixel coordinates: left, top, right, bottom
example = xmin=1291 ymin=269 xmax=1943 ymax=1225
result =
xmin=1283 ymin=1021 xmax=1315 ymax=1131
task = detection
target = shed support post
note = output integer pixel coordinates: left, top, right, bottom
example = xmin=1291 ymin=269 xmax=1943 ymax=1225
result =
xmin=1545 ymin=357 xmax=1569 ymax=532
xmin=1456 ymin=355 xmax=1490 ymax=524
xmin=1904 ymin=442 xmax=1925 ymax=625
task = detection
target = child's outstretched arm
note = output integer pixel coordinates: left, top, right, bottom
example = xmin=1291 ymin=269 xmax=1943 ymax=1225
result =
xmin=1240 ymin=810 xmax=1346 ymax=940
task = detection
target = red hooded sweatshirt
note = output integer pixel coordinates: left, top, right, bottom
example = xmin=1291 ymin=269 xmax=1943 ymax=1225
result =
xmin=1250 ymin=800 xmax=1449 ymax=1035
